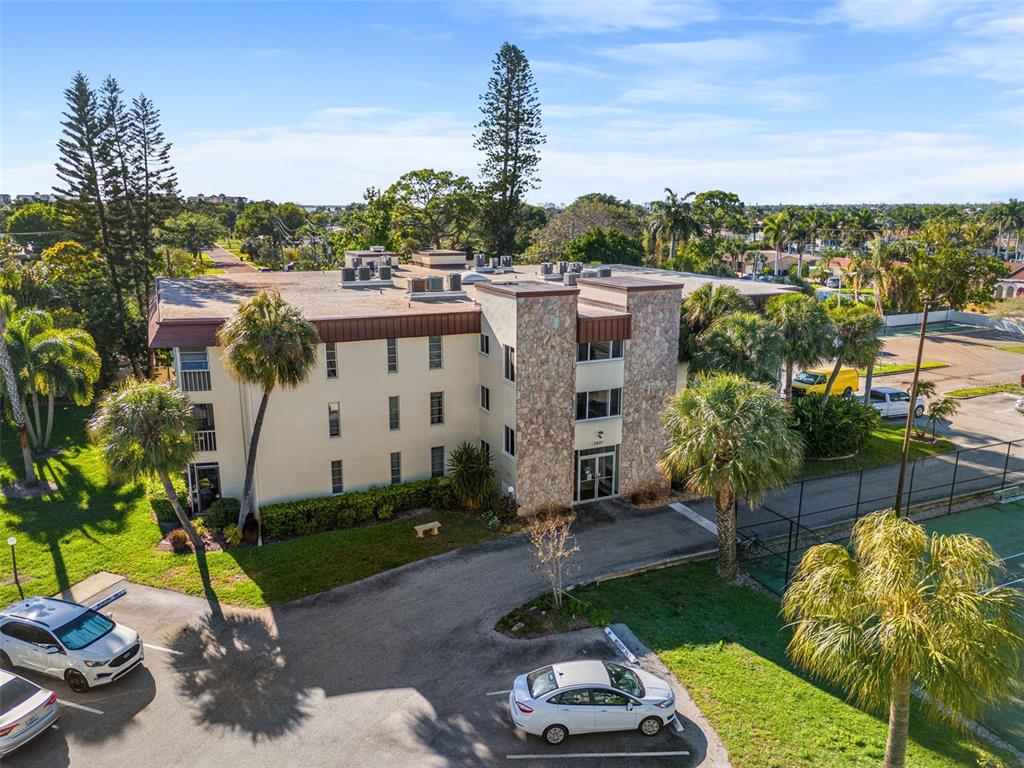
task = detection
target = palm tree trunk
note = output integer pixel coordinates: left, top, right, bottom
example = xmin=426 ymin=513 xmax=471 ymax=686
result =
xmin=158 ymin=469 xmax=202 ymax=551
xmin=22 ymin=401 xmax=38 ymax=449
xmin=863 ymin=361 xmax=874 ymax=405
xmin=715 ymin=484 xmax=738 ymax=582
xmin=44 ymin=391 xmax=55 ymax=448
xmin=669 ymin=234 xmax=677 ymax=267
xmin=882 ymin=670 xmax=911 ymax=768
xmin=30 ymin=392 xmax=43 ymax=449
xmin=0 ymin=342 xmax=36 ymax=486
xmin=822 ymin=359 xmax=843 ymax=404
xmin=784 ymin=360 xmax=794 ymax=401
xmin=237 ymin=388 xmax=272 ymax=543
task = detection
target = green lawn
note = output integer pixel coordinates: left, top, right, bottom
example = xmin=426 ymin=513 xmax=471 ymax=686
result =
xmin=945 ymin=383 xmax=1024 ymax=398
xmin=995 ymin=344 xmax=1024 ymax=355
xmin=800 ymin=423 xmax=955 ymax=478
xmin=529 ymin=563 xmax=1009 ymax=768
xmin=0 ymin=406 xmax=498 ymax=608
xmin=857 ymin=361 xmax=949 ymax=376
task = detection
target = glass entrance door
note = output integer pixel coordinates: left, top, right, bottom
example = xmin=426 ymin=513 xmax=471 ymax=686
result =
xmin=187 ymin=462 xmax=222 ymax=513
xmin=574 ymin=446 xmax=619 ymax=503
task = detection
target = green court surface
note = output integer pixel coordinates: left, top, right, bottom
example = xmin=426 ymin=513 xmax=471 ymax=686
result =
xmin=742 ymin=500 xmax=1024 ymax=750
xmin=880 ymin=321 xmax=985 ymax=338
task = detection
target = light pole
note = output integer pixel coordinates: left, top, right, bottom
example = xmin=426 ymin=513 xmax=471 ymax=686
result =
xmin=7 ymin=536 xmax=23 ymax=599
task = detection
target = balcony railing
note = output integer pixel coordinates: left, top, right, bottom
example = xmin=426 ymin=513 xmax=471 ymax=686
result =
xmin=194 ymin=430 xmax=217 ymax=452
xmin=180 ymin=370 xmax=211 ymax=392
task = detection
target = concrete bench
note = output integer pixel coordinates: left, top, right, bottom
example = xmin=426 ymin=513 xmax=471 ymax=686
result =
xmin=993 ymin=486 xmax=1024 ymax=503
xmin=414 ymin=521 xmax=441 ymax=538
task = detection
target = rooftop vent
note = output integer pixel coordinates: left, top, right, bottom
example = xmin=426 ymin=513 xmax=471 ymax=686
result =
xmin=564 ymin=273 xmax=578 ymax=286
xmin=597 ymin=267 xmax=612 ymax=278
xmin=369 ymin=245 xmax=385 ymax=252
xmin=581 ymin=269 xmax=599 ymax=278
xmin=426 ymin=276 xmax=444 ymax=292
xmin=341 ymin=267 xmax=356 ymax=282
xmin=540 ymin=262 xmax=553 ymax=275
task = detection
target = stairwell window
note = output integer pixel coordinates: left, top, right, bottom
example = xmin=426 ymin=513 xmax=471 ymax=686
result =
xmin=386 ymin=337 xmax=398 ymax=373
xmin=390 ymin=452 xmax=402 ymax=485
xmin=328 ymin=402 xmax=341 ymax=437
xmin=331 ymin=460 xmax=343 ymax=494
xmin=431 ymin=446 xmax=445 ymax=478
xmin=576 ymin=388 xmax=623 ymax=420
xmin=428 ymin=335 xmax=443 ymax=369
xmin=430 ymin=391 xmax=444 ymax=425
xmin=388 ymin=396 xmax=400 ymax=431
xmin=503 ymin=345 xmax=516 ymax=383
xmin=325 ymin=343 xmax=338 ymax=379
xmin=577 ymin=340 xmax=624 ymax=362
xmin=480 ymin=385 xmax=490 ymax=411
xmin=504 ymin=426 xmax=516 ymax=458
xmin=479 ymin=333 xmax=490 ymax=355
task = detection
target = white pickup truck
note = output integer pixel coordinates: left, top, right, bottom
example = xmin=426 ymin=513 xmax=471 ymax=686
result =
xmin=868 ymin=387 xmax=926 ymax=419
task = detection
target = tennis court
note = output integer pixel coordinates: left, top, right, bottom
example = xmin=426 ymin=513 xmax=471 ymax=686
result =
xmin=880 ymin=320 xmax=985 ymax=338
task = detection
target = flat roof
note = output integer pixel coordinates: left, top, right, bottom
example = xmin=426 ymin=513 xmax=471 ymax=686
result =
xmin=475 ymin=280 xmax=579 ymax=298
xmin=344 ymin=249 xmax=397 ymax=257
xmin=413 ymin=249 xmax=466 ymax=256
xmin=577 ymin=276 xmax=682 ymax=293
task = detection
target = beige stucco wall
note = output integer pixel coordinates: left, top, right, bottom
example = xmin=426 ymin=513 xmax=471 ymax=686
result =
xmin=619 ymin=288 xmax=683 ymax=496
xmin=476 ymin=291 xmax=519 ymax=498
xmin=515 ymin=294 xmax=577 ymax=513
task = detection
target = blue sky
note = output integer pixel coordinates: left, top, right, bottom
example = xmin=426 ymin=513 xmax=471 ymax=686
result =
xmin=2 ymin=0 xmax=1022 ymax=205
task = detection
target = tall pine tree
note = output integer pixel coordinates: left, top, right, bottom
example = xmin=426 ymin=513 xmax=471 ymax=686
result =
xmin=474 ymin=43 xmax=544 ymax=256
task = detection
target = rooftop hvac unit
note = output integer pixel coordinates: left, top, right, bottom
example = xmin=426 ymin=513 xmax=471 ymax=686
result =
xmin=378 ymin=265 xmax=392 ymax=280
xmin=570 ymin=262 xmax=583 ymax=272
xmin=357 ymin=266 xmax=371 ymax=281
xmin=597 ymin=267 xmax=612 ymax=277
xmin=564 ymin=273 xmax=578 ymax=286
xmin=381 ymin=255 xmax=392 ymax=266
xmin=426 ymin=276 xmax=444 ymax=292
xmin=500 ymin=254 xmax=513 ymax=267
xmin=489 ymin=257 xmax=500 ymax=269
xmin=540 ymin=262 xmax=553 ymax=275
xmin=409 ymin=277 xmax=427 ymax=293
xmin=351 ymin=256 xmax=363 ymax=268
xmin=369 ymin=245 xmax=385 ymax=252
xmin=447 ymin=274 xmax=461 ymax=292
xmin=475 ymin=253 xmax=486 ymax=267
xmin=582 ymin=269 xmax=599 ymax=278
xmin=341 ymin=267 xmax=356 ymax=282
xmin=557 ymin=261 xmax=568 ymax=274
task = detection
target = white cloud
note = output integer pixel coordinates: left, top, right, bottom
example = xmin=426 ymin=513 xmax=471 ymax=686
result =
xmin=497 ymin=0 xmax=718 ymax=34
xmin=825 ymin=0 xmax=979 ymax=30
xmin=531 ymin=60 xmax=612 ymax=79
xmin=599 ymin=36 xmax=788 ymax=66
xmin=619 ymin=73 xmax=823 ymax=111
xmin=919 ymin=11 xmax=1024 ymax=84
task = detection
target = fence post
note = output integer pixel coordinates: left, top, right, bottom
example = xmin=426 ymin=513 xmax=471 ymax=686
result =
xmin=796 ymin=481 xmax=805 ymax=529
xmin=855 ymin=470 xmax=864 ymax=522
xmin=906 ymin=459 xmax=917 ymax=512
xmin=947 ymin=450 xmax=960 ymax=515
xmin=1002 ymin=440 xmax=1012 ymax=488
xmin=784 ymin=520 xmax=794 ymax=586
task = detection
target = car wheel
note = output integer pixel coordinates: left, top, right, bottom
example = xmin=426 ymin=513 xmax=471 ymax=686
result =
xmin=65 ymin=669 xmax=90 ymax=693
xmin=0 ymin=651 xmax=12 ymax=670
xmin=639 ymin=716 xmax=662 ymax=737
xmin=914 ymin=405 xmax=925 ymax=418
xmin=543 ymin=724 xmax=568 ymax=745
xmin=842 ymin=387 xmax=853 ymax=397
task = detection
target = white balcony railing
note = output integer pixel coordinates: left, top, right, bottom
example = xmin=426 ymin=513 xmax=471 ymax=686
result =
xmin=180 ymin=370 xmax=212 ymax=392
xmin=194 ymin=430 xmax=217 ymax=452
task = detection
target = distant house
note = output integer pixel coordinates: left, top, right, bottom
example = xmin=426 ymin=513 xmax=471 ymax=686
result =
xmin=14 ymin=193 xmax=54 ymax=203
xmin=186 ymin=193 xmax=248 ymax=205
xmin=994 ymin=263 xmax=1024 ymax=300
xmin=0 ymin=194 xmax=11 ymax=206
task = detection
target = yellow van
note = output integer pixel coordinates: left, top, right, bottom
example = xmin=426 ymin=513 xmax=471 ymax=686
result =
xmin=792 ymin=367 xmax=859 ymax=397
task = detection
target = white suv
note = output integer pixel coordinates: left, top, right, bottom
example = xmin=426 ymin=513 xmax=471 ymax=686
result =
xmin=0 ymin=597 xmax=143 ymax=693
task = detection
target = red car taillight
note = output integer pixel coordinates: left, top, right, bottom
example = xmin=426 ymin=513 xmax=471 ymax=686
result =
xmin=46 ymin=692 xmax=58 ymax=706
xmin=515 ymin=700 xmax=534 ymax=714
xmin=0 ymin=722 xmax=19 ymax=737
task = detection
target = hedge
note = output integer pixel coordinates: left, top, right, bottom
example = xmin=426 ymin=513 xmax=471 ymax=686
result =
xmin=149 ymin=475 xmax=190 ymax=523
xmin=792 ymin=393 xmax=881 ymax=459
xmin=204 ymin=497 xmax=240 ymax=532
xmin=260 ymin=477 xmax=456 ymax=539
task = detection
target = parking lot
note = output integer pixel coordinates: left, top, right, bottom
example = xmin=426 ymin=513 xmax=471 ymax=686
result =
xmin=5 ymin=503 xmax=720 ymax=768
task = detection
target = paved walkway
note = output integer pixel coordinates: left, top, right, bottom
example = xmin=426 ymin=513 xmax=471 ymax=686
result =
xmin=206 ymin=243 xmax=256 ymax=273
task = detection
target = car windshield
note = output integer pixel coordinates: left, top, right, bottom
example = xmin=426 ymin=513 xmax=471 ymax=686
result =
xmin=794 ymin=372 xmax=820 ymax=385
xmin=603 ymin=662 xmax=645 ymax=697
xmin=527 ymin=666 xmax=558 ymax=698
xmin=53 ymin=609 xmax=115 ymax=651
xmin=0 ymin=676 xmax=40 ymax=715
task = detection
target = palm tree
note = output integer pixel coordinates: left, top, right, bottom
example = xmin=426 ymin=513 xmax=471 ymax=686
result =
xmin=765 ymin=294 xmax=833 ymax=400
xmin=447 ymin=441 xmax=495 ymax=513
xmin=660 ymin=373 xmax=803 ymax=581
xmin=0 ymin=296 xmax=36 ymax=487
xmin=762 ymin=211 xmax=790 ymax=276
xmin=925 ymin=396 xmax=959 ymax=440
xmin=783 ymin=510 xmax=1024 ymax=768
xmin=89 ymin=380 xmax=200 ymax=547
xmin=647 ymin=188 xmax=699 ymax=267
xmin=787 ymin=212 xmax=811 ymax=277
xmin=678 ymin=283 xmax=752 ymax=363
xmin=218 ymin=291 xmax=318 ymax=538
xmin=822 ymin=303 xmax=884 ymax=402
xmin=691 ymin=312 xmax=784 ymax=385
xmin=989 ymin=199 xmax=1024 ymax=259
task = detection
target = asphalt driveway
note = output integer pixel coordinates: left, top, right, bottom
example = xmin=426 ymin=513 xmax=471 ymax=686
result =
xmin=6 ymin=502 xmax=721 ymax=768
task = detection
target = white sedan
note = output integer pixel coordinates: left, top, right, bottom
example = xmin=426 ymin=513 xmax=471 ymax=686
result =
xmin=868 ymin=387 xmax=925 ymax=419
xmin=508 ymin=660 xmax=677 ymax=745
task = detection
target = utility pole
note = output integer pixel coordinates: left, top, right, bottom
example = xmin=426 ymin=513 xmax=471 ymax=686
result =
xmin=894 ymin=300 xmax=930 ymax=516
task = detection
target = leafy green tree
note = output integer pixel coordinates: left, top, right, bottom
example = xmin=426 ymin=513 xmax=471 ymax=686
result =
xmin=909 ymin=222 xmax=1007 ymax=310
xmin=691 ymin=312 xmax=784 ymax=385
xmin=783 ymin=510 xmax=1024 ymax=768
xmin=129 ymin=93 xmax=180 ymax=274
xmin=563 ymin=227 xmax=643 ymax=266
xmin=647 ymin=188 xmax=699 ymax=266
xmin=822 ymin=304 xmax=883 ymax=402
xmin=5 ymin=203 xmax=65 ymax=252
xmin=159 ymin=212 xmax=226 ymax=261
xmin=692 ymin=190 xmax=745 ymax=238
xmin=218 ymin=292 xmax=319 ymax=537
xmin=766 ymin=294 xmax=833 ymax=400
xmin=525 ymin=196 xmax=641 ymax=262
xmin=89 ymin=380 xmax=200 ymax=547
xmin=331 ymin=187 xmax=398 ymax=253
xmin=475 ymin=42 xmax=545 ymax=255
xmin=447 ymin=441 xmax=495 ymax=513
xmin=388 ymin=169 xmax=479 ymax=251
xmin=660 ymin=373 xmax=803 ymax=581
xmin=678 ymin=283 xmax=752 ymax=362
xmin=0 ymin=296 xmax=37 ymax=486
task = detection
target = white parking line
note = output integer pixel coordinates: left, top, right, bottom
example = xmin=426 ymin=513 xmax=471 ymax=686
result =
xmin=669 ymin=503 xmax=718 ymax=536
xmin=486 ymin=689 xmax=511 ymax=696
xmin=506 ymin=751 xmax=690 ymax=760
xmin=144 ymin=643 xmax=183 ymax=656
xmin=58 ymin=700 xmax=103 ymax=715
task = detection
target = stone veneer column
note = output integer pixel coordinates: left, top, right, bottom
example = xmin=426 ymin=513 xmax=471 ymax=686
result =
xmin=619 ymin=286 xmax=683 ymax=496
xmin=515 ymin=294 xmax=577 ymax=513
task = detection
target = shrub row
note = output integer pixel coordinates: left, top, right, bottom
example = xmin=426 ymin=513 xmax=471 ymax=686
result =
xmin=260 ymin=477 xmax=456 ymax=539
xmin=792 ymin=393 xmax=880 ymax=459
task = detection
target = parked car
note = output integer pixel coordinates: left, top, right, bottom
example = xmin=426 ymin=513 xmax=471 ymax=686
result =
xmin=792 ymin=367 xmax=859 ymax=397
xmin=508 ymin=660 xmax=677 ymax=745
xmin=824 ymin=276 xmax=841 ymax=288
xmin=1015 ymin=397 xmax=1024 ymax=415
xmin=0 ymin=669 xmax=61 ymax=757
xmin=868 ymin=387 xmax=925 ymax=419
xmin=0 ymin=597 xmax=143 ymax=693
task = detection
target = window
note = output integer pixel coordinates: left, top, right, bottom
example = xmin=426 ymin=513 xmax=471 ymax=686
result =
xmin=481 ymin=440 xmax=490 ymax=457
xmin=479 ymin=333 xmax=490 ymax=355
xmin=179 ymin=348 xmax=209 ymax=371
xmin=325 ymin=343 xmax=337 ymax=379
xmin=528 ymin=666 xmax=558 ymax=698
xmin=604 ymin=662 xmax=645 ymax=697
xmin=577 ymin=340 xmax=624 ymax=362
xmin=480 ymin=385 xmax=490 ymax=411
xmin=328 ymin=402 xmax=341 ymax=437
xmin=870 ymin=390 xmax=886 ymax=402
xmin=193 ymin=404 xmax=216 ymax=451
xmin=549 ymin=690 xmax=591 ymax=705
xmin=576 ymin=388 xmax=623 ymax=420
xmin=54 ymin=609 xmax=114 ymax=650
xmin=591 ymin=689 xmax=631 ymax=707
xmin=428 ymin=335 xmax=443 ymax=369
xmin=389 ymin=396 xmax=400 ymax=431
xmin=504 ymin=345 xmax=516 ymax=382
xmin=504 ymin=426 xmax=516 ymax=457
xmin=178 ymin=348 xmax=211 ymax=391
xmin=390 ymin=451 xmax=402 ymax=485
xmin=331 ymin=460 xmax=343 ymax=494
xmin=430 ymin=391 xmax=444 ymax=425
xmin=891 ymin=391 xmax=910 ymax=402
xmin=431 ymin=446 xmax=445 ymax=478
xmin=386 ymin=337 xmax=398 ymax=373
